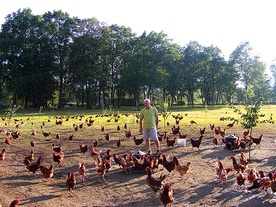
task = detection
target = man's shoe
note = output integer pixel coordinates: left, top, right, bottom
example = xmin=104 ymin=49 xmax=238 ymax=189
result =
xmin=156 ymin=150 xmax=161 ymax=154
xmin=147 ymin=150 xmax=152 ymax=155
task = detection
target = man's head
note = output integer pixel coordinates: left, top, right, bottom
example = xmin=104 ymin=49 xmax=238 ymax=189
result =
xmin=144 ymin=99 xmax=151 ymax=109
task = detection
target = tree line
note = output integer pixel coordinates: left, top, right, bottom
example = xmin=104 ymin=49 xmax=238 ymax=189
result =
xmin=0 ymin=8 xmax=275 ymax=109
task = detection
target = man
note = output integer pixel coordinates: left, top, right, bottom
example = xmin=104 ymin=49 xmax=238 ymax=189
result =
xmin=139 ymin=99 xmax=160 ymax=155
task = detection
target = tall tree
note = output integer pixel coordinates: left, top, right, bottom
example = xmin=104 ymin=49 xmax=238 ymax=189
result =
xmin=43 ymin=10 xmax=77 ymax=109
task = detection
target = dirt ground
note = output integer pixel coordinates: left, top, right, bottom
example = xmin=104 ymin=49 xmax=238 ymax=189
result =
xmin=0 ymin=114 xmax=276 ymax=207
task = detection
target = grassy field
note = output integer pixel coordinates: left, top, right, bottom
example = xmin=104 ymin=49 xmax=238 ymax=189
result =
xmin=0 ymin=104 xmax=275 ymax=207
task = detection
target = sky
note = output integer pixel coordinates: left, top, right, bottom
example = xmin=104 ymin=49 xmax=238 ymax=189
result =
xmin=0 ymin=0 xmax=275 ymax=69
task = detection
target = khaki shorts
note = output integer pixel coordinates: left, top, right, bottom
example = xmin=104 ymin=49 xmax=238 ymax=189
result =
xmin=143 ymin=128 xmax=158 ymax=141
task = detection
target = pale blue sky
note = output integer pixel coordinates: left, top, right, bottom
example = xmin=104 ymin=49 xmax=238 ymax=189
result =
xmin=1 ymin=0 xmax=275 ymax=68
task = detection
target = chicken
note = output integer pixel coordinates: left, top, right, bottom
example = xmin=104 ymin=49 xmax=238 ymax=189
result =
xmin=117 ymin=138 xmax=122 ymax=148
xmin=258 ymin=176 xmax=271 ymax=194
xmin=166 ymin=136 xmax=176 ymax=147
xmin=214 ymin=126 xmax=221 ymax=135
xmin=101 ymin=149 xmax=112 ymax=173
xmin=190 ymin=120 xmax=197 ymax=124
xmin=236 ymin=171 xmax=246 ymax=190
xmin=0 ymin=148 xmax=6 ymax=161
xmin=113 ymin=153 xmax=126 ymax=168
xmin=212 ymin=136 xmax=218 ymax=145
xmin=247 ymin=169 xmax=258 ymax=183
xmin=9 ymin=198 xmax=20 ymax=207
xmin=52 ymin=144 xmax=62 ymax=153
xmin=230 ymin=156 xmax=248 ymax=173
xmin=105 ymin=133 xmax=110 ymax=141
xmin=11 ymin=131 xmax=20 ymax=140
xmin=247 ymin=178 xmax=262 ymax=191
xmin=121 ymin=153 xmax=135 ymax=174
xmin=160 ymin=153 xmax=175 ymax=174
xmin=91 ymin=146 xmax=101 ymax=160
xmin=42 ymin=131 xmax=51 ymax=137
xmin=145 ymin=166 xmax=165 ymax=192
xmin=210 ymin=124 xmax=215 ymax=131
xmin=216 ymin=160 xmax=233 ymax=185
xmin=5 ymin=136 xmax=12 ymax=146
xmin=125 ymin=129 xmax=131 ymax=139
xmin=26 ymin=156 xmax=43 ymax=175
xmin=69 ymin=133 xmax=74 ymax=141
xmin=24 ymin=150 xmax=34 ymax=165
xmin=178 ymin=132 xmax=187 ymax=139
xmin=227 ymin=121 xmax=235 ymax=128
xmin=269 ymin=172 xmax=276 ymax=194
xmin=172 ymin=156 xmax=190 ymax=178
xmin=92 ymin=139 xmax=98 ymax=147
xmin=160 ymin=183 xmax=174 ymax=207
xmin=133 ymin=155 xmax=150 ymax=171
xmin=95 ymin=159 xmax=108 ymax=181
xmin=249 ymin=134 xmax=263 ymax=147
xmin=117 ymin=125 xmax=120 ymax=131
xmin=78 ymin=162 xmax=86 ymax=181
xmin=239 ymin=151 xmax=247 ymax=165
xmin=66 ymin=171 xmax=76 ymax=197
xmin=191 ymin=135 xmax=204 ymax=149
xmin=101 ymin=125 xmax=105 ymax=132
xmin=220 ymin=128 xmax=226 ymax=137
xmin=56 ymin=133 xmax=61 ymax=141
xmin=53 ymin=151 xmax=64 ymax=166
xmin=199 ymin=127 xmax=206 ymax=135
xmin=30 ymin=139 xmax=35 ymax=149
xmin=242 ymin=129 xmax=249 ymax=138
xmin=171 ymin=125 xmax=180 ymax=135
xmin=40 ymin=164 xmax=54 ymax=181
xmin=133 ymin=136 xmax=144 ymax=145
xmin=79 ymin=142 xmax=88 ymax=154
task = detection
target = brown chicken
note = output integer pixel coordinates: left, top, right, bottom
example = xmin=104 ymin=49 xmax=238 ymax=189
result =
xmin=0 ymin=148 xmax=6 ymax=161
xmin=236 ymin=171 xmax=246 ymax=190
xmin=216 ymin=160 xmax=233 ymax=185
xmin=199 ymin=127 xmax=206 ymax=135
xmin=172 ymin=156 xmax=190 ymax=178
xmin=52 ymin=144 xmax=62 ymax=153
xmin=160 ymin=183 xmax=174 ymax=207
xmin=42 ymin=131 xmax=51 ymax=137
xmin=101 ymin=149 xmax=112 ymax=173
xmin=105 ymin=133 xmax=110 ymax=141
xmin=171 ymin=125 xmax=180 ymax=135
xmin=191 ymin=135 xmax=204 ymax=149
xmin=117 ymin=138 xmax=122 ymax=148
xmin=40 ymin=164 xmax=54 ymax=181
xmin=247 ymin=168 xmax=259 ymax=183
xmin=239 ymin=151 xmax=247 ymax=165
xmin=66 ymin=171 xmax=76 ymax=197
xmin=133 ymin=136 xmax=144 ymax=145
xmin=91 ymin=146 xmax=101 ymax=161
xmin=230 ymin=156 xmax=248 ymax=173
xmin=227 ymin=121 xmax=235 ymax=128
xmin=95 ymin=159 xmax=108 ymax=181
xmin=121 ymin=153 xmax=135 ymax=174
xmin=9 ymin=198 xmax=20 ymax=207
xmin=78 ymin=162 xmax=86 ymax=181
xmin=92 ymin=139 xmax=98 ymax=147
xmin=145 ymin=166 xmax=166 ymax=192
xmin=53 ymin=151 xmax=64 ymax=166
xmin=79 ymin=142 xmax=88 ymax=154
xmin=160 ymin=153 xmax=175 ymax=174
xmin=166 ymin=136 xmax=176 ymax=147
xmin=212 ymin=136 xmax=218 ymax=145
xmin=5 ymin=136 xmax=12 ymax=146
xmin=242 ymin=129 xmax=249 ymax=138
xmin=113 ymin=153 xmax=126 ymax=168
xmin=24 ymin=150 xmax=34 ymax=165
xmin=125 ymin=129 xmax=131 ymax=139
xmin=26 ymin=156 xmax=43 ymax=175
xmin=258 ymin=176 xmax=271 ymax=194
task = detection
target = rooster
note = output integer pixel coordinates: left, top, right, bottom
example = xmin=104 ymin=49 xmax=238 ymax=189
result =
xmin=160 ymin=183 xmax=174 ymax=207
xmin=216 ymin=160 xmax=233 ymax=185
xmin=66 ymin=171 xmax=76 ymax=197
xmin=172 ymin=156 xmax=190 ymax=179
